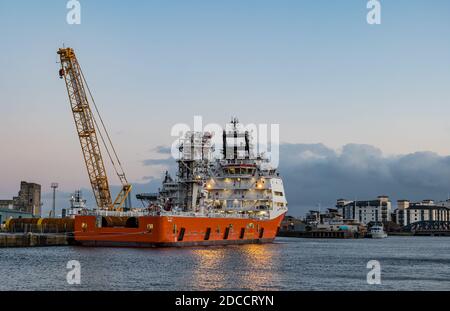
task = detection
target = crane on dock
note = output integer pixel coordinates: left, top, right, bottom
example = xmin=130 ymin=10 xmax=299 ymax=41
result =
xmin=57 ymin=47 xmax=132 ymax=211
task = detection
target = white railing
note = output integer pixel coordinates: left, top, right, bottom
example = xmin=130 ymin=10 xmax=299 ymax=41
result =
xmin=86 ymin=210 xmax=149 ymax=217
xmin=86 ymin=209 xmax=270 ymax=220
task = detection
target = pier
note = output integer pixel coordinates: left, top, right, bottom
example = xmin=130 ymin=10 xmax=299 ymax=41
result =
xmin=278 ymin=230 xmax=363 ymax=239
xmin=0 ymin=217 xmax=74 ymax=247
xmin=0 ymin=233 xmax=70 ymax=248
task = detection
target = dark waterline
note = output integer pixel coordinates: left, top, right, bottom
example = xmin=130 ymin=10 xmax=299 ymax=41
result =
xmin=1 ymin=237 xmax=449 ymax=291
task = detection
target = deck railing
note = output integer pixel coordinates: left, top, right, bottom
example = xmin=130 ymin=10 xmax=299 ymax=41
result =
xmin=84 ymin=209 xmax=270 ymax=220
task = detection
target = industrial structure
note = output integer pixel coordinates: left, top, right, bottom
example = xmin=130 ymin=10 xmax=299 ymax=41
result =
xmin=58 ymin=47 xmax=132 ymax=211
xmin=0 ymin=181 xmax=41 ymax=223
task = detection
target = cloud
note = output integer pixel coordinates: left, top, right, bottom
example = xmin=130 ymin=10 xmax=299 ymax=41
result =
xmin=142 ymin=158 xmax=173 ymax=166
xmin=142 ymin=176 xmax=157 ymax=181
xmin=142 ymin=144 xmax=176 ymax=169
xmin=279 ymin=144 xmax=450 ymax=216
xmin=140 ymin=145 xmax=174 ymax=171
xmin=153 ymin=145 xmax=172 ymax=155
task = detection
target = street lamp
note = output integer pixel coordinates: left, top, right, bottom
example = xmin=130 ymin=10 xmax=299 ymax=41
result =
xmin=51 ymin=183 xmax=59 ymax=218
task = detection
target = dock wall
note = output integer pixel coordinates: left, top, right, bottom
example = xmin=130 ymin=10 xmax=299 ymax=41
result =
xmin=0 ymin=233 xmax=70 ymax=248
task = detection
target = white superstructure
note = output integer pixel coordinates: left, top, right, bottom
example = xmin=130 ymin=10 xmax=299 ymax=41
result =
xmin=139 ymin=118 xmax=288 ymax=220
xmin=67 ymin=190 xmax=88 ymax=218
xmin=369 ymin=225 xmax=388 ymax=238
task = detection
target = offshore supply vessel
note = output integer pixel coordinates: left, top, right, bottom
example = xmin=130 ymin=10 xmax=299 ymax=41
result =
xmin=57 ymin=47 xmax=287 ymax=247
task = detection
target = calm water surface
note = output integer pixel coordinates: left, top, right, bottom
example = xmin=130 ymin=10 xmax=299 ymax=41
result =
xmin=1 ymin=237 xmax=449 ymax=290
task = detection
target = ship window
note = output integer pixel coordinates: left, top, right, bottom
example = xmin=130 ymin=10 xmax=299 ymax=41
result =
xmin=223 ymin=227 xmax=230 ymax=240
xmin=274 ymin=191 xmax=283 ymax=196
xmin=178 ymin=228 xmax=185 ymax=241
xmin=259 ymin=228 xmax=264 ymax=238
xmin=204 ymin=228 xmax=211 ymax=240
xmin=239 ymin=228 xmax=245 ymax=239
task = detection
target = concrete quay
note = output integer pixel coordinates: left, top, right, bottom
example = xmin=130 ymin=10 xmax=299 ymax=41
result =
xmin=0 ymin=233 xmax=70 ymax=248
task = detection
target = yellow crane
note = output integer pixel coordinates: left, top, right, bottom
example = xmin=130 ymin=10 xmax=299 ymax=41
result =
xmin=57 ymin=47 xmax=132 ymax=211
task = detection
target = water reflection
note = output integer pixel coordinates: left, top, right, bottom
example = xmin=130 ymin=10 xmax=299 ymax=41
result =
xmin=2 ymin=237 xmax=449 ymax=290
xmin=238 ymin=244 xmax=282 ymax=290
xmin=189 ymin=243 xmax=283 ymax=290
xmin=190 ymin=247 xmax=228 ymax=290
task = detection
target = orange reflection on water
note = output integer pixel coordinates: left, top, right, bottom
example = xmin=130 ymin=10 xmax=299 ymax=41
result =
xmin=189 ymin=243 xmax=282 ymax=290
xmin=237 ymin=244 xmax=282 ymax=290
xmin=189 ymin=247 xmax=227 ymax=290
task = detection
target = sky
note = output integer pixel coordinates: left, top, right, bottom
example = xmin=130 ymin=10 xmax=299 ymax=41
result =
xmin=1 ymin=1 xmax=450 ymax=216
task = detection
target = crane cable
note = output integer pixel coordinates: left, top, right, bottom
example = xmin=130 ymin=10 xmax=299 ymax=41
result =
xmin=78 ymin=64 xmax=128 ymax=186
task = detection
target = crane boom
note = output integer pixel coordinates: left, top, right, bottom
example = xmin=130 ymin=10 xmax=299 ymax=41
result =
xmin=58 ymin=47 xmax=131 ymax=211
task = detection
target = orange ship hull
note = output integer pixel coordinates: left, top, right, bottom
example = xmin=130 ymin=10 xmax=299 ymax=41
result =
xmin=73 ymin=214 xmax=285 ymax=247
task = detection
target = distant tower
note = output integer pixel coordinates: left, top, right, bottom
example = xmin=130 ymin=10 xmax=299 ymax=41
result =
xmin=51 ymin=183 xmax=59 ymax=218
xmin=15 ymin=181 xmax=41 ymax=216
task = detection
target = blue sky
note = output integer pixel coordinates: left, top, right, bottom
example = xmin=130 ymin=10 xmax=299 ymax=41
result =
xmin=1 ymin=1 xmax=450 ymax=214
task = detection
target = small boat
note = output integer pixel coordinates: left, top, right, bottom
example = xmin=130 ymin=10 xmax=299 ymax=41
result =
xmin=369 ymin=224 xmax=388 ymax=238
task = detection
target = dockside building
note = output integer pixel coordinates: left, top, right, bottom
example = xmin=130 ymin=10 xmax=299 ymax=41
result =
xmin=395 ymin=200 xmax=450 ymax=226
xmin=336 ymin=196 xmax=392 ymax=225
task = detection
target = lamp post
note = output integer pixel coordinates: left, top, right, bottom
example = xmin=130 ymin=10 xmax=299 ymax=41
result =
xmin=51 ymin=183 xmax=59 ymax=218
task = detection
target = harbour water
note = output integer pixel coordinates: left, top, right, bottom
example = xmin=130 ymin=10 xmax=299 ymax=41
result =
xmin=1 ymin=237 xmax=449 ymax=291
